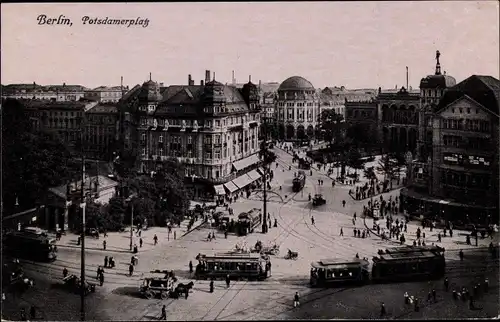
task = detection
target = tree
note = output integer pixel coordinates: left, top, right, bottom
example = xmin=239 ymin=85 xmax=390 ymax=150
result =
xmin=105 ymin=196 xmax=126 ymax=230
xmin=347 ymin=148 xmax=365 ymax=179
xmin=1 ymin=99 xmax=78 ymax=215
xmin=363 ymin=166 xmax=377 ymax=182
xmin=319 ymin=109 xmax=346 ymax=145
xmin=376 ymin=154 xmax=400 ymax=189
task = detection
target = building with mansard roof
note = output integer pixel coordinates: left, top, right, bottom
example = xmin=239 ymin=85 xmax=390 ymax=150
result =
xmin=118 ymin=70 xmax=264 ymax=202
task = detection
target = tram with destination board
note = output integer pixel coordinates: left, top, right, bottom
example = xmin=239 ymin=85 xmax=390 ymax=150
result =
xmin=310 ymin=258 xmax=370 ymax=287
xmin=292 ymin=171 xmax=306 ymax=192
xmin=310 ymin=245 xmax=445 ymax=287
xmin=236 ymin=208 xmax=261 ymax=236
xmin=4 ymin=228 xmax=58 ymax=261
xmin=195 ymin=252 xmax=271 ymax=281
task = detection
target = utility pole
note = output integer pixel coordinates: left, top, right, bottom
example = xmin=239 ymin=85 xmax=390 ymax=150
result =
xmin=130 ymin=202 xmax=134 ymax=251
xmin=261 ymin=117 xmax=268 ymax=234
xmin=79 ymin=129 xmax=86 ymax=321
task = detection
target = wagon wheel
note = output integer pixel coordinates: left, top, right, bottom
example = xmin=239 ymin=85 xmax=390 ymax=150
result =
xmin=160 ymin=291 xmax=169 ymax=299
xmin=144 ymin=290 xmax=154 ymax=299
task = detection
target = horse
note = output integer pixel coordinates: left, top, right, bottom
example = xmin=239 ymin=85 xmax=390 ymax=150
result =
xmin=174 ymin=281 xmax=194 ymax=298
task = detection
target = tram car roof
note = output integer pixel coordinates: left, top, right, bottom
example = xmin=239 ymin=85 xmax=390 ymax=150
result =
xmin=199 ymin=252 xmax=263 ymax=262
xmin=384 ymin=245 xmax=445 ymax=254
xmin=374 ymin=250 xmax=439 ymax=262
xmin=311 ymin=258 xmax=369 ymax=269
xmin=6 ymin=231 xmax=56 ymax=243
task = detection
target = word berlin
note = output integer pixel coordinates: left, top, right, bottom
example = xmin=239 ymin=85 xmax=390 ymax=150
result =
xmin=81 ymin=16 xmax=150 ymax=28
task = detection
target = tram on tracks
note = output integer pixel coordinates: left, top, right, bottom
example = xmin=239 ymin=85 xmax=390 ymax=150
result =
xmin=292 ymin=171 xmax=306 ymax=192
xmin=4 ymin=228 xmax=58 ymax=262
xmin=195 ymin=252 xmax=271 ymax=281
xmin=236 ymin=208 xmax=261 ymax=236
xmin=310 ymin=245 xmax=446 ymax=287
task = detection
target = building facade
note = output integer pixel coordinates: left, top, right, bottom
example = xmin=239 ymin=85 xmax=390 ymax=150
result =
xmin=403 ymin=74 xmax=500 ymax=224
xmin=84 ymin=86 xmax=127 ymax=103
xmin=320 ymin=87 xmax=377 ymax=119
xmin=83 ymin=103 xmax=120 ymax=160
xmin=2 ymin=83 xmax=87 ymax=101
xmin=275 ymin=76 xmax=320 ymax=141
xmin=345 ymin=100 xmax=379 ymax=148
xmin=377 ymin=87 xmax=420 ymax=153
xmin=119 ymin=71 xmax=263 ymax=201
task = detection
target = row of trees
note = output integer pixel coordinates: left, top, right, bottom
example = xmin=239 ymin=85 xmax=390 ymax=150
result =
xmin=2 ymin=99 xmax=80 ymax=216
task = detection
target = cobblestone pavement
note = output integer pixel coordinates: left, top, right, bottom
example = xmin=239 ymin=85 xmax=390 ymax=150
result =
xmin=6 ymin=147 xmax=498 ymax=320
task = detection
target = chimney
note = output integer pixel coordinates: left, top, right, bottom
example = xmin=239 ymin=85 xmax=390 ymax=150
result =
xmin=213 ymin=72 xmax=216 ymax=81
xmin=249 ymin=75 xmax=251 ymax=83
xmin=205 ymin=70 xmax=210 ymax=83
xmin=200 ymin=80 xmax=204 ymax=86
xmin=232 ymin=70 xmax=235 ymax=85
xmin=406 ymin=66 xmax=409 ymax=91
xmin=188 ymin=74 xmax=192 ymax=86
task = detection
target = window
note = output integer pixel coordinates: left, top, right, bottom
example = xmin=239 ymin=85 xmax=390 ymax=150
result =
xmin=467 ymin=108 xmax=471 ymax=114
xmin=159 ymin=148 xmax=164 ymax=156
xmin=215 ymin=120 xmax=220 ymax=127
xmin=187 ymin=136 xmax=192 ymax=144
xmin=141 ymin=133 xmax=146 ymax=141
xmin=215 ymin=150 xmax=221 ymax=159
xmin=142 ymin=148 xmax=146 ymax=156
xmin=159 ymin=135 xmax=163 ymax=143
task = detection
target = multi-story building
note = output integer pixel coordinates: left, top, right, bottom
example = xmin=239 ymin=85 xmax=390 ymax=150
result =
xmin=345 ymin=100 xmax=379 ymax=148
xmin=119 ymin=70 xmax=263 ymax=202
xmin=84 ymin=86 xmax=127 ymax=103
xmin=83 ymin=103 xmax=120 ymax=160
xmin=320 ymin=87 xmax=377 ymax=119
xmin=2 ymin=83 xmax=87 ymax=101
xmin=275 ymin=76 xmax=320 ymax=141
xmin=23 ymin=99 xmax=97 ymax=150
xmin=377 ymin=86 xmax=420 ymax=153
xmin=403 ymin=74 xmax=500 ymax=224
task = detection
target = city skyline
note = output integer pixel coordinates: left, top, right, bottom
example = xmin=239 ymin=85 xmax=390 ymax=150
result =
xmin=1 ymin=2 xmax=499 ymax=89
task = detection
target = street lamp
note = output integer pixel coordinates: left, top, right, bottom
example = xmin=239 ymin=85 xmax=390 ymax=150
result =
xmin=125 ymin=193 xmax=138 ymax=251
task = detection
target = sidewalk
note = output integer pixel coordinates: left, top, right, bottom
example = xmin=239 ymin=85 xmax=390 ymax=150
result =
xmin=56 ymin=217 xmax=205 ymax=254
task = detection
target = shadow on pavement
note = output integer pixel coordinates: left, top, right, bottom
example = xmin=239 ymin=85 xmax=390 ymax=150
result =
xmin=112 ymin=286 xmax=143 ymax=298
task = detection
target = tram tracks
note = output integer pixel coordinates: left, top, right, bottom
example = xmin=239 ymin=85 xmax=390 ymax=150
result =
xmin=200 ymin=281 xmax=248 ymax=321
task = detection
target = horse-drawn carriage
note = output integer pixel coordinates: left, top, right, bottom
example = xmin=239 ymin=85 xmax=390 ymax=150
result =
xmin=312 ymin=194 xmax=326 ymax=206
xmin=140 ymin=270 xmax=194 ymax=299
xmin=252 ymin=240 xmax=280 ymax=255
xmin=285 ymin=249 xmax=298 ymax=260
xmin=62 ymin=274 xmax=96 ymax=295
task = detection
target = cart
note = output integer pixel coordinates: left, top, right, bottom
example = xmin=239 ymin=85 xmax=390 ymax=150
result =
xmin=312 ymin=194 xmax=326 ymax=206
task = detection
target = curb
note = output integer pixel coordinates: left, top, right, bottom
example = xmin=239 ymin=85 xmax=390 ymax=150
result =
xmin=181 ymin=220 xmax=207 ymax=238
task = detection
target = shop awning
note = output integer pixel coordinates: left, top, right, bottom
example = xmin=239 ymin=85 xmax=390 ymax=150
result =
xmin=223 ymin=181 xmax=239 ymax=193
xmin=214 ymin=185 xmax=226 ymax=196
xmin=232 ymin=174 xmax=253 ymax=189
xmin=232 ymin=154 xmax=260 ymax=171
xmin=247 ymin=169 xmax=261 ymax=182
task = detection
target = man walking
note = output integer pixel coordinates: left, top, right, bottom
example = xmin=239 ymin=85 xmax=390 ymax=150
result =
xmin=225 ymin=274 xmax=231 ymax=288
xmin=160 ymin=305 xmax=167 ymax=320
xmin=340 ymin=228 xmax=344 ymax=236
xmin=293 ymin=292 xmax=300 ymax=308
xmin=380 ymin=302 xmax=386 ymax=317
xmin=154 ymin=234 xmax=158 ymax=245
xmin=189 ymin=261 xmax=193 ymax=274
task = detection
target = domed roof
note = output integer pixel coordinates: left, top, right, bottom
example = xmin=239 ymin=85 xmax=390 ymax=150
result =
xmin=139 ymin=80 xmax=162 ymax=102
xmin=420 ymin=74 xmax=456 ymax=89
xmin=278 ymin=76 xmax=315 ymax=91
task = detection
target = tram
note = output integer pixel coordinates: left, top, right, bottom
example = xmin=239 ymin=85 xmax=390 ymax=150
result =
xmin=4 ymin=229 xmax=58 ymax=261
xmin=195 ymin=252 xmax=271 ymax=281
xmin=310 ymin=258 xmax=370 ymax=287
xmin=236 ymin=208 xmax=261 ymax=236
xmin=309 ymin=245 xmax=446 ymax=287
xmin=292 ymin=171 xmax=306 ymax=192
xmin=371 ymin=245 xmax=445 ymax=282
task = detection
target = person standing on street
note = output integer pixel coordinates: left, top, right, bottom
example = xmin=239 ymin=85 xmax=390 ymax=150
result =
xmin=104 ymin=256 xmax=109 ymax=268
xmin=293 ymin=292 xmax=300 ymax=308
xmin=99 ymin=271 xmax=105 ymax=286
xmin=160 ymin=305 xmax=167 ymax=320
xmin=311 ymin=216 xmax=315 ymax=226
xmin=129 ymin=263 xmax=134 ymax=276
xmin=340 ymin=228 xmax=344 ymax=236
xmin=380 ymin=302 xmax=386 ymax=317
xmin=210 ymin=278 xmax=214 ymax=293
xmin=225 ymin=274 xmax=231 ymax=288
xmin=103 ymin=240 xmax=106 ymax=250
xmin=189 ymin=261 xmax=193 ymax=274
xmin=139 ymin=238 xmax=143 ymax=248
xmin=342 ymin=200 xmax=346 ymax=207
xmin=444 ymin=277 xmax=449 ymax=291
xmin=154 ymin=234 xmax=158 ymax=245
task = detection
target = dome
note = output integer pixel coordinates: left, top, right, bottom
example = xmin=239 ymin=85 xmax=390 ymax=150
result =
xmin=139 ymin=80 xmax=162 ymax=102
xmin=420 ymin=74 xmax=456 ymax=89
xmin=278 ymin=76 xmax=315 ymax=91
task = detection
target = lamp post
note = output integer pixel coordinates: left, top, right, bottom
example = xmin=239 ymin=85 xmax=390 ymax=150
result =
xmin=78 ymin=118 xmax=86 ymax=322
xmin=261 ymin=117 xmax=269 ymax=234
xmin=125 ymin=193 xmax=138 ymax=251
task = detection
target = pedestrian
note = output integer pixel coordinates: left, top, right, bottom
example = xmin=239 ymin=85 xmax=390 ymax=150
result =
xmin=97 ymin=266 xmax=102 ymax=280
xmin=185 ymin=287 xmax=189 ymax=299
xmin=109 ymin=256 xmax=115 ymax=268
xmin=104 ymin=256 xmax=109 ymax=268
xmin=340 ymin=228 xmax=344 ymax=236
xmin=129 ymin=263 xmax=134 ymax=276
xmin=459 ymin=250 xmax=464 ymax=261
xmin=438 ymin=233 xmax=442 ymax=243
xmin=404 ymin=292 xmax=409 ymax=304
xmin=208 ymin=233 xmax=212 ymax=242
xmin=77 ymin=236 xmax=81 ymax=246
xmin=380 ymin=302 xmax=386 ymax=317
xmin=63 ymin=267 xmax=69 ymax=278
xmin=210 ymin=278 xmax=214 ymax=293
xmin=427 ymin=291 xmax=432 ymax=302
xmin=99 ymin=271 xmax=105 ymax=286
xmin=414 ymin=298 xmax=419 ymax=312
xmin=189 ymin=261 xmax=193 ymax=274
xmin=212 ymin=232 xmax=216 ymax=240
xmin=224 ymin=230 xmax=228 ymax=239
xmin=154 ymin=234 xmax=158 ymax=245
xmin=432 ymin=289 xmax=436 ymax=302
xmin=484 ymin=278 xmax=489 ymax=292
xmin=160 ymin=305 xmax=167 ymax=320
xmin=30 ymin=305 xmax=36 ymax=320
xmin=444 ymin=277 xmax=449 ymax=291
xmin=174 ymin=231 xmax=176 ymax=240
xmin=225 ymin=274 xmax=231 ymax=288
xmin=342 ymin=200 xmax=346 ymax=207
xmin=355 ymin=253 xmax=359 ymax=259
xmin=139 ymin=238 xmax=143 ymax=248
xmin=293 ymin=292 xmax=300 ymax=308
xmin=311 ymin=216 xmax=315 ymax=225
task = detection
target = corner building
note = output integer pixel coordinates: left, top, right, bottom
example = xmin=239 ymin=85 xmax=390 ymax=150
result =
xmin=119 ymin=71 xmax=263 ymax=202
xmin=275 ymin=76 xmax=320 ymax=141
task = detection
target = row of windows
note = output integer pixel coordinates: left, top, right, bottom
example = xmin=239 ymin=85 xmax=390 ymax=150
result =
xmin=347 ymin=110 xmax=375 ymax=118
xmin=443 ymin=135 xmax=490 ymax=150
xmin=421 ymin=89 xmax=445 ymax=98
xmin=451 ymin=107 xmax=480 ymax=115
xmin=441 ymin=119 xmax=490 ymax=132
xmin=42 ymin=111 xmax=83 ymax=117
xmin=277 ymin=102 xmax=315 ymax=107
xmin=440 ymin=171 xmax=490 ymax=189
xmin=141 ymin=141 xmax=256 ymax=161
xmin=140 ymin=114 xmax=259 ymax=129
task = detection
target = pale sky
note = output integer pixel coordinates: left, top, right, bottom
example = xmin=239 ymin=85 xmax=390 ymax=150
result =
xmin=1 ymin=2 xmax=499 ymax=90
